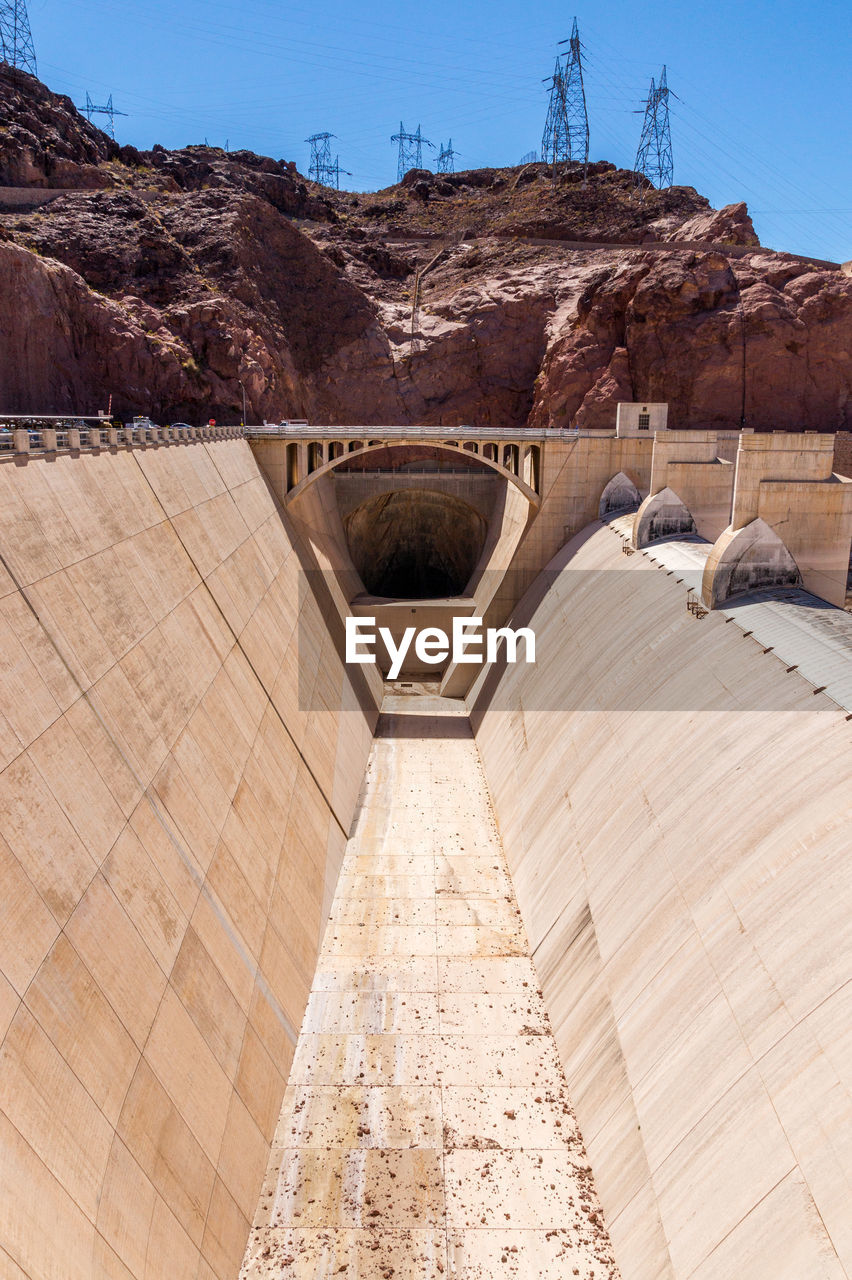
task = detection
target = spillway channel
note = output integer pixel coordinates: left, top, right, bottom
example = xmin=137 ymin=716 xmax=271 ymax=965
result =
xmin=241 ymin=688 xmax=618 ymax=1279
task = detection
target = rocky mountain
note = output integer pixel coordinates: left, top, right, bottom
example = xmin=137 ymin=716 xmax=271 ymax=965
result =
xmin=1 ymin=65 xmax=851 ymax=431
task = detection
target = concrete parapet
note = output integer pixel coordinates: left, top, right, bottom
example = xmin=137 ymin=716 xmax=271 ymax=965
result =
xmin=0 ymin=425 xmax=247 ymax=462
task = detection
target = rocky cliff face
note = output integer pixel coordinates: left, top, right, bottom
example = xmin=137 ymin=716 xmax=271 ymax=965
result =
xmin=1 ymin=67 xmax=851 ymax=431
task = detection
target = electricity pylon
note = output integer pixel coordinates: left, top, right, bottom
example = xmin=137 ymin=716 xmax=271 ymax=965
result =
xmin=391 ymin=122 xmax=435 ymax=181
xmin=81 ymin=92 xmax=128 ymax=141
xmin=437 ymin=139 xmax=459 ymax=174
xmin=306 ymin=133 xmax=350 ymax=189
xmin=541 ymin=17 xmax=589 ymax=173
xmin=307 ymin=132 xmax=334 ymax=183
xmin=0 ymin=0 xmax=37 ymax=76
xmin=634 ymin=65 xmax=674 ymax=195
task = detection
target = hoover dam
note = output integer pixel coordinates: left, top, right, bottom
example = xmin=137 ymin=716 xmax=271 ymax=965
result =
xmin=0 ymin=419 xmax=850 ymax=1280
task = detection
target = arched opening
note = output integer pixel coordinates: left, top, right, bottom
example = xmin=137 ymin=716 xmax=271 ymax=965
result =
xmin=307 ymin=442 xmax=323 ymax=474
xmin=523 ymin=445 xmax=541 ymax=493
xmin=332 ymin=442 xmax=493 ymax=478
xmin=329 ymin=441 xmax=344 ymax=460
xmin=599 ymin=471 xmax=641 ymax=518
xmin=345 ymin=489 xmax=487 ymax=599
xmin=503 ymin=443 xmax=519 ymax=475
xmin=348 ymin=440 xmax=363 ymax=453
xmin=286 ymin=443 xmax=299 ymax=492
xmin=464 ymin=442 xmax=479 ymax=454
xmin=483 ymin=443 xmax=498 ymax=462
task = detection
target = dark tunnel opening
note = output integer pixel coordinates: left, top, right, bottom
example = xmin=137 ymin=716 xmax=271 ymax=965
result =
xmin=345 ymin=489 xmax=487 ymax=599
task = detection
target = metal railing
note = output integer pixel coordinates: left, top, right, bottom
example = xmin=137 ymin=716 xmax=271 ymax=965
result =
xmin=246 ymin=422 xmax=600 ymax=441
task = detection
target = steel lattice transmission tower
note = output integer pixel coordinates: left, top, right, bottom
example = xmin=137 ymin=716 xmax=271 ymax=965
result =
xmin=307 ymin=132 xmax=334 ymax=183
xmin=437 ymin=139 xmax=459 ymax=174
xmin=541 ymin=17 xmax=589 ymax=172
xmin=634 ymin=65 xmax=674 ymax=195
xmin=82 ymin=92 xmax=128 ymax=141
xmin=0 ymin=0 xmax=37 ymax=77
xmin=306 ymin=133 xmax=351 ymax=189
xmin=391 ymin=122 xmax=434 ymax=181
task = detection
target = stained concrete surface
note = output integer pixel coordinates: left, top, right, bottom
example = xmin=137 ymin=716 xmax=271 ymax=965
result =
xmin=242 ymin=689 xmax=618 ymax=1279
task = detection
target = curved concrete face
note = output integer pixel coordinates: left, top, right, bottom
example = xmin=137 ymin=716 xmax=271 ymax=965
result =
xmin=634 ymin=485 xmax=696 ymax=547
xmin=345 ymin=489 xmax=488 ymax=599
xmin=0 ymin=441 xmax=378 ymax=1280
xmin=470 ymin=522 xmax=852 ymax=1280
xmin=703 ymin=518 xmax=802 ymax=608
xmin=599 ymin=471 xmax=642 ymax=518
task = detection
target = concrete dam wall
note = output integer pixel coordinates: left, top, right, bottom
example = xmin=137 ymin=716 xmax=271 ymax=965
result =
xmin=470 ymin=522 xmax=852 ymax=1280
xmin=0 ymin=439 xmax=378 ymax=1278
xmin=1 ymin=427 xmax=850 ymax=1279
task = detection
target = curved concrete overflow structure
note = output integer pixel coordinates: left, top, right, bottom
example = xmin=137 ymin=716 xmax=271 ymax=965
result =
xmin=470 ymin=522 xmax=852 ymax=1280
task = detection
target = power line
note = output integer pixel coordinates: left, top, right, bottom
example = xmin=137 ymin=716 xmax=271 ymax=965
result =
xmin=634 ymin=64 xmax=673 ymax=195
xmin=391 ymin=121 xmax=434 ymax=181
xmin=437 ymin=138 xmax=459 ymax=173
xmin=0 ymin=0 xmax=37 ymax=76
xmin=81 ymin=91 xmax=128 ymax=140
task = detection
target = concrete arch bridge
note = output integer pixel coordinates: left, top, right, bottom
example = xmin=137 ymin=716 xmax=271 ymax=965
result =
xmin=249 ymin=423 xmax=852 ymax=689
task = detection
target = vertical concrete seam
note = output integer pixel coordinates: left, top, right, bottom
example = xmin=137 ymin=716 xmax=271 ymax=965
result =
xmin=0 ymin=512 xmax=302 ymax=1062
xmin=133 ymin=443 xmax=350 ymax=842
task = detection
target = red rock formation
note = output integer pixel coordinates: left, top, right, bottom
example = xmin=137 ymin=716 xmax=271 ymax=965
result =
xmin=1 ymin=70 xmax=851 ymax=433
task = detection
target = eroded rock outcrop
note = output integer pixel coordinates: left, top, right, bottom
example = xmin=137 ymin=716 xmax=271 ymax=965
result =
xmin=1 ymin=70 xmax=850 ymax=430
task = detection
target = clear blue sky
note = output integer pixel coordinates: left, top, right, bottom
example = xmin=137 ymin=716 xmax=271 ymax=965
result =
xmin=27 ymin=0 xmax=852 ymax=261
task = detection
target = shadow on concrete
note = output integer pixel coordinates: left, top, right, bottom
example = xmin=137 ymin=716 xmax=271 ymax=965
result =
xmin=376 ymin=712 xmax=472 ymax=740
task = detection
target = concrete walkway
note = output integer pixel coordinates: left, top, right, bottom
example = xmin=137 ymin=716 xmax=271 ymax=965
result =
xmin=242 ymin=690 xmax=618 ymax=1279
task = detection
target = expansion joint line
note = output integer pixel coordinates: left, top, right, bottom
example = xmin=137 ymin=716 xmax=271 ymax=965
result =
xmin=131 ymin=445 xmax=351 ymax=843
xmin=0 ymin=524 xmax=303 ymax=1048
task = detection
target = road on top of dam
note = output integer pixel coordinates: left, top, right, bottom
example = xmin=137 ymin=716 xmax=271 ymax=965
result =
xmin=241 ymin=688 xmax=618 ymax=1279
